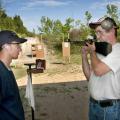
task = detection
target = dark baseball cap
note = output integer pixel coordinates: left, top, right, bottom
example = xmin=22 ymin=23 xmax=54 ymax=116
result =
xmin=0 ymin=30 xmax=27 ymax=46
xmin=89 ymin=17 xmax=118 ymax=29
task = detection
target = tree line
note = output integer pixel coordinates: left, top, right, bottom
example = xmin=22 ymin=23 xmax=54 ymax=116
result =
xmin=0 ymin=3 xmax=120 ymax=54
xmin=37 ymin=4 xmax=120 ymax=53
xmin=0 ymin=7 xmax=34 ymax=37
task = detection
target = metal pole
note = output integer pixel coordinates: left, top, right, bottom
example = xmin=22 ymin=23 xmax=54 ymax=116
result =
xmin=27 ymin=65 xmax=35 ymax=120
xmin=29 ymin=72 xmax=34 ymax=120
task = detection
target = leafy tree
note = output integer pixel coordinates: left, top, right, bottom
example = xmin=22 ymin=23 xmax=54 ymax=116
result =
xmin=85 ymin=11 xmax=92 ymax=26
xmin=106 ymin=4 xmax=119 ymax=22
xmin=106 ymin=4 xmax=120 ymax=41
xmin=63 ymin=17 xmax=74 ymax=33
xmin=0 ymin=2 xmax=7 ymax=30
xmin=38 ymin=16 xmax=54 ymax=34
xmin=53 ymin=20 xmax=62 ymax=34
xmin=0 ymin=9 xmax=7 ymax=18
xmin=0 ymin=6 xmax=29 ymax=36
xmin=38 ymin=16 xmax=74 ymax=41
xmin=13 ymin=15 xmax=27 ymax=34
xmin=74 ymin=19 xmax=81 ymax=28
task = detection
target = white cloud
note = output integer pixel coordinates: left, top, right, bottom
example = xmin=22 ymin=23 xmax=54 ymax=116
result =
xmin=4 ymin=0 xmax=16 ymax=4
xmin=20 ymin=0 xmax=72 ymax=11
xmin=90 ymin=2 xmax=108 ymax=10
xmin=2 ymin=0 xmax=16 ymax=8
xmin=90 ymin=0 xmax=120 ymax=10
xmin=110 ymin=1 xmax=120 ymax=8
xmin=29 ymin=0 xmax=70 ymax=7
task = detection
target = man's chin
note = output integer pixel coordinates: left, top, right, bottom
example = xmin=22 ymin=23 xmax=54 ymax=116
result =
xmin=13 ymin=56 xmax=18 ymax=59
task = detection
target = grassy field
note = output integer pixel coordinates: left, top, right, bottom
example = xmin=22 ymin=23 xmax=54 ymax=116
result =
xmin=12 ymin=67 xmax=27 ymax=80
xmin=12 ymin=53 xmax=83 ymax=80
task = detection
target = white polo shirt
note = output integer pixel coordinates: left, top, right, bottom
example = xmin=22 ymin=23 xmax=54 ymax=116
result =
xmin=88 ymin=43 xmax=120 ymax=100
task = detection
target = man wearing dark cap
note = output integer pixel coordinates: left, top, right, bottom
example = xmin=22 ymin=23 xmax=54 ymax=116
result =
xmin=0 ymin=30 xmax=27 ymax=120
xmin=81 ymin=17 xmax=120 ymax=120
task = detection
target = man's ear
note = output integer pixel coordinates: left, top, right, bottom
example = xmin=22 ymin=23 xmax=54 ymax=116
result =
xmin=109 ymin=28 xmax=115 ymax=34
xmin=2 ymin=44 xmax=10 ymax=50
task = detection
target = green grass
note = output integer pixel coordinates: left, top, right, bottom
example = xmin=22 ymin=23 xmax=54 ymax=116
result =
xmin=70 ymin=54 xmax=82 ymax=64
xmin=12 ymin=67 xmax=27 ymax=80
xmin=11 ymin=53 xmax=82 ymax=79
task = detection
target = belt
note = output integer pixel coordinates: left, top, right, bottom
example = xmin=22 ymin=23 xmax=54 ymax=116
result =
xmin=90 ymin=97 xmax=120 ymax=108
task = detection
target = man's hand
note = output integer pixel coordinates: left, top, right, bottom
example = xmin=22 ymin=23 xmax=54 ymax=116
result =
xmin=85 ymin=42 xmax=96 ymax=54
xmin=81 ymin=42 xmax=96 ymax=57
xmin=81 ymin=45 xmax=89 ymax=58
xmin=81 ymin=43 xmax=93 ymax=80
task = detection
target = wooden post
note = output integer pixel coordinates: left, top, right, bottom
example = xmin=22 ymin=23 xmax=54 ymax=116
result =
xmin=35 ymin=44 xmax=44 ymax=59
xmin=62 ymin=42 xmax=70 ymax=64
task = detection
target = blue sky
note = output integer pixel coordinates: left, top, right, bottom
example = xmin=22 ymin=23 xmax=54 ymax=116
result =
xmin=3 ymin=0 xmax=120 ymax=33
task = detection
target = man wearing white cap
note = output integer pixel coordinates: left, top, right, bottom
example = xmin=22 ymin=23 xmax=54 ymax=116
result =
xmin=81 ymin=17 xmax=120 ymax=120
xmin=0 ymin=30 xmax=27 ymax=120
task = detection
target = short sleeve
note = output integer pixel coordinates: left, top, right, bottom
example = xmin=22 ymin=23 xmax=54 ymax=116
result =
xmin=101 ymin=43 xmax=120 ymax=73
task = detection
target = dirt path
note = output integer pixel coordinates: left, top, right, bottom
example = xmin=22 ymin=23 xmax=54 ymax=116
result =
xmin=16 ymin=61 xmax=89 ymax=120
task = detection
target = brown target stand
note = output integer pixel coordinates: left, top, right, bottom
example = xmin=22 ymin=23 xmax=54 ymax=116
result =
xmin=35 ymin=43 xmax=46 ymax=70
xmin=62 ymin=42 xmax=70 ymax=63
xmin=35 ymin=44 xmax=45 ymax=59
xmin=24 ymin=58 xmax=46 ymax=120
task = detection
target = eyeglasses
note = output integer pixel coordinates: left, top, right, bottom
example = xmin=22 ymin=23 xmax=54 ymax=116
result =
xmin=95 ymin=29 xmax=107 ymax=36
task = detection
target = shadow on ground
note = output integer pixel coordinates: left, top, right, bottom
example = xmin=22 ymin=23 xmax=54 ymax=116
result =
xmin=19 ymin=80 xmax=89 ymax=120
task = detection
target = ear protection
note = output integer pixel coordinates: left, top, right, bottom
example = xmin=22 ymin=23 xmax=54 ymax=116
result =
xmin=101 ymin=17 xmax=118 ymax=31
